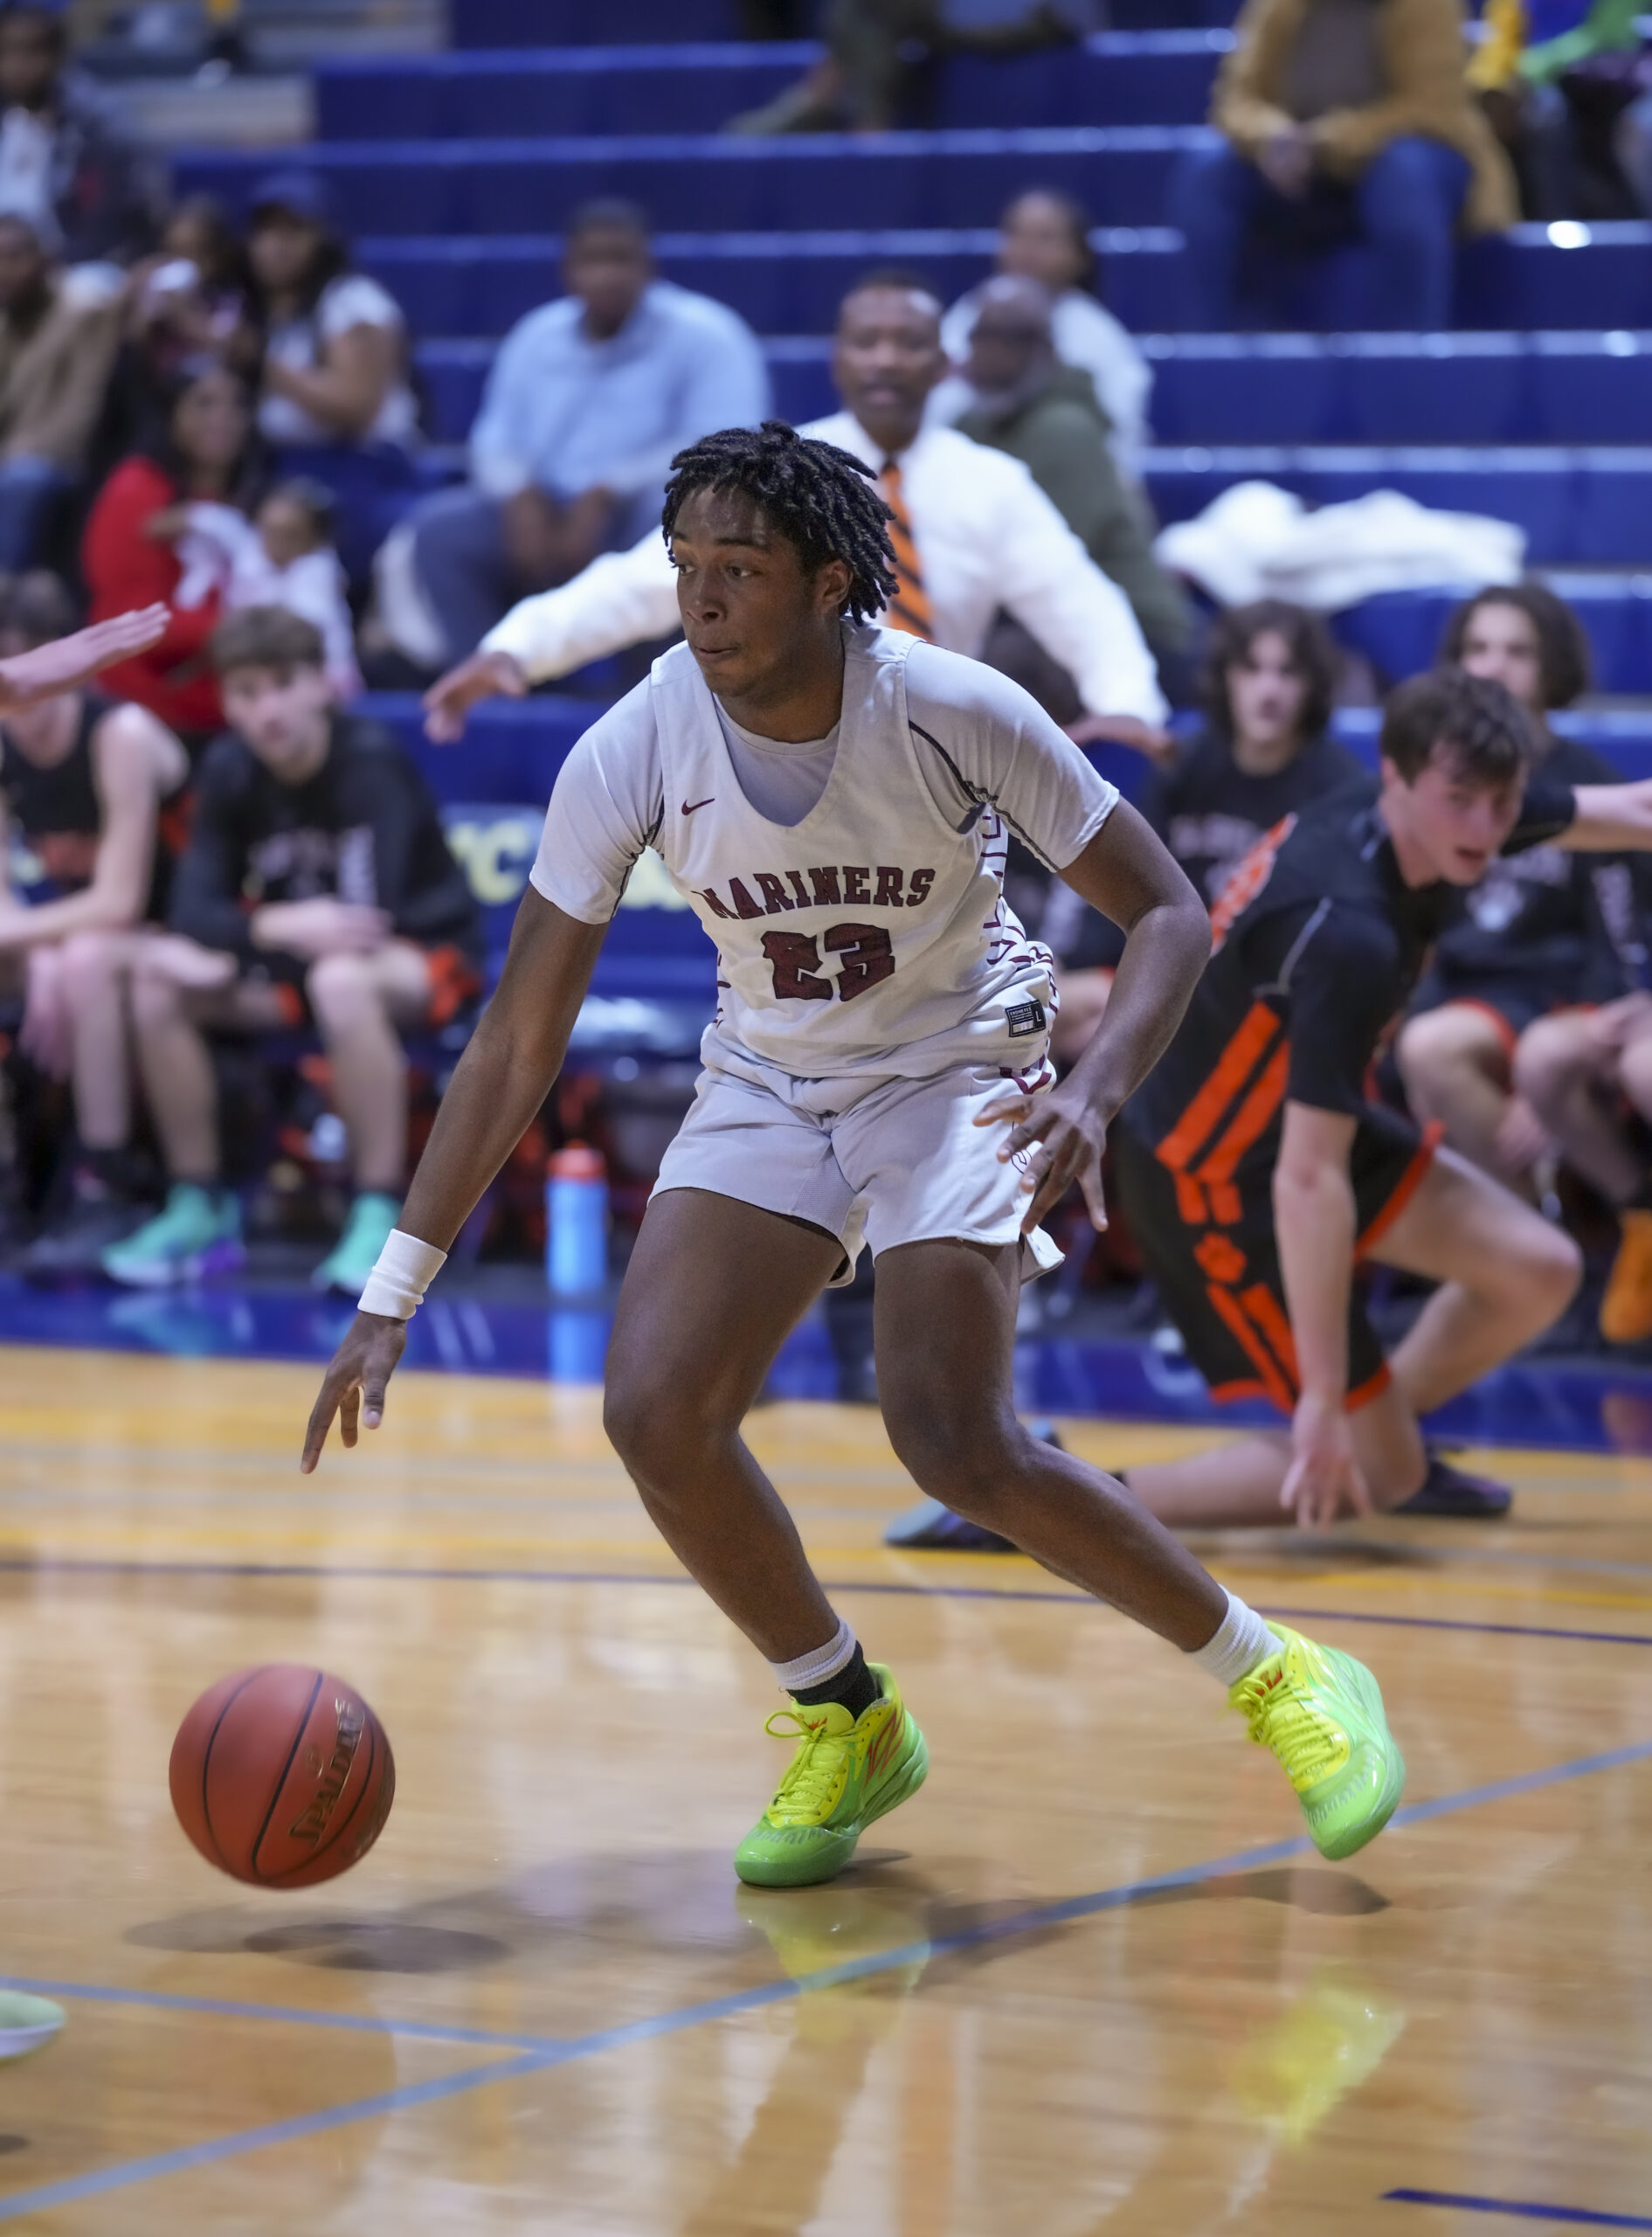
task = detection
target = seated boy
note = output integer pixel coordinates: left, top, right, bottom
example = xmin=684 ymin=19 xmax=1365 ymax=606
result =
xmin=105 ymin=606 xmax=482 ymax=1296
xmin=0 ymin=573 xmax=186 ymax=1271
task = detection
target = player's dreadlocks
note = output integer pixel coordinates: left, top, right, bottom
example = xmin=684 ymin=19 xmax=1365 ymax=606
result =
xmin=660 ymin=420 xmax=897 ymax=625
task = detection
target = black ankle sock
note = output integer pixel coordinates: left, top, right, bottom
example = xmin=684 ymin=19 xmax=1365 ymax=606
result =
xmin=1626 ymin=1178 xmax=1652 ymax=1215
xmin=791 ymin=1642 xmax=881 ymax=1721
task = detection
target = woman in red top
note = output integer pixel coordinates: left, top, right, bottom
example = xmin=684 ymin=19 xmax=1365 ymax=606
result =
xmin=82 ymin=362 xmax=260 ymax=746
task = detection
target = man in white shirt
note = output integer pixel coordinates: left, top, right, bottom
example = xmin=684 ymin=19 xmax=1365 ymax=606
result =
xmin=423 ymin=272 xmax=1167 ymax=751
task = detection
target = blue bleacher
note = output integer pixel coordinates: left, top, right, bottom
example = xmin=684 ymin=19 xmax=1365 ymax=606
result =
xmin=315 ymin=36 xmax=1228 ymax=142
xmin=447 ymin=0 xmax=1244 ymax=44
xmin=170 ymin=0 xmax=1652 ymax=1032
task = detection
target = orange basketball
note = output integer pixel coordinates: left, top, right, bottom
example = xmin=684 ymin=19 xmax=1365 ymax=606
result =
xmin=169 ymin=1665 xmax=395 ymax=1888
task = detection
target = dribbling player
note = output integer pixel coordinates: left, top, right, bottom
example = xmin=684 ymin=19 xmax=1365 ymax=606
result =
xmin=301 ymin=425 xmax=1404 ymax=1882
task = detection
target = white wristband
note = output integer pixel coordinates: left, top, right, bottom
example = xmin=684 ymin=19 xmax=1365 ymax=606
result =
xmin=357 ymin=1229 xmax=448 ymax=1321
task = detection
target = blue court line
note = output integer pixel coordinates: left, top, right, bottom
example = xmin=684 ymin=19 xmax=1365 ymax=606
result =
xmin=1386 ymin=2189 xmax=1652 ymax=2229
xmin=2 ymin=1732 xmax=1649 ymax=2224
xmin=0 ymin=2049 xmax=556 ymax=2222
xmin=0 ymin=1976 xmax=563 ymax=2056
xmin=2 ymin=1553 xmax=1651 ymax=1652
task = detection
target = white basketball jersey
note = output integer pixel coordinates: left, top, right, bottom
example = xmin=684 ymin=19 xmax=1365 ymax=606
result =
xmin=651 ymin=626 xmax=1060 ymax=1080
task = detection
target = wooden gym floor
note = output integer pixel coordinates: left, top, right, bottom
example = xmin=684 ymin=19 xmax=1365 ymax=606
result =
xmin=0 ymin=1341 xmax=1649 ymax=2234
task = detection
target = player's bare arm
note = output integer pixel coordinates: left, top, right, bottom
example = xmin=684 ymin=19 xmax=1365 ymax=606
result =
xmin=1560 ymin=779 xmax=1652 ymax=851
xmin=979 ymin=799 xmax=1209 ymax=1232
xmin=301 ymin=890 xmax=606 ymax=1469
xmin=1272 ymin=1099 xmax=1373 ymax=1528
xmin=0 ymin=606 xmax=169 ymax=712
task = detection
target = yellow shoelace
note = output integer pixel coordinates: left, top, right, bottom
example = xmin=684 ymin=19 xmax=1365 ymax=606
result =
xmin=1232 ymin=1653 xmax=1345 ymax=1790
xmin=763 ymin=1707 xmax=853 ymax=1821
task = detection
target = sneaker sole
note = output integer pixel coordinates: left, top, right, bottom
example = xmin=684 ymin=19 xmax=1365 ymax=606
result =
xmin=104 ymin=1242 xmax=247 ymax=1290
xmin=734 ymin=1721 xmax=930 ymax=1890
xmin=1310 ymin=1652 xmax=1406 ymax=1862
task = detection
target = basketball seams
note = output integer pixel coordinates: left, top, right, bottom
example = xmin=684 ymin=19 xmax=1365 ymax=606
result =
xmin=249 ymin=1670 xmax=324 ymax=1883
xmin=197 ymin=1666 xmax=266 ymax=1879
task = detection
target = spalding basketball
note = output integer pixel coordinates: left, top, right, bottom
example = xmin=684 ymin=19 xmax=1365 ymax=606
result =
xmin=169 ymin=1665 xmax=395 ymax=1888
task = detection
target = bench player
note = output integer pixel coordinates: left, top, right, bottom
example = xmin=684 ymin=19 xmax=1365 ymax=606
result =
xmin=302 ymin=423 xmax=1407 ymax=1885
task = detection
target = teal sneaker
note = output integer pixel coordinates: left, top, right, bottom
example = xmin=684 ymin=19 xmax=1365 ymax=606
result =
xmin=101 ymin=1184 xmax=245 ymax=1288
xmin=313 ymin=1191 xmax=402 ymax=1299
xmin=734 ymin=1664 xmax=929 ymax=1889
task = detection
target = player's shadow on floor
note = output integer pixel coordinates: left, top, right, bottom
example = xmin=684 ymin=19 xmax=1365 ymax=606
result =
xmin=126 ymin=1844 xmax=927 ymax=1977
xmin=1134 ymin=1866 xmax=1389 ymax=1915
xmin=124 ymin=1851 xmax=1385 ymax=1980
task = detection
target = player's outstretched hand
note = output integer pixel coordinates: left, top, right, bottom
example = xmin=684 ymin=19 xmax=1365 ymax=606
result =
xmin=976 ymin=1077 xmax=1108 ymax=1235
xmin=0 ymin=605 xmax=169 ymax=711
xmin=1280 ymin=1391 xmax=1372 ymax=1530
xmin=301 ymin=1311 xmax=407 ymax=1472
xmin=423 ymin=648 xmax=528 ymax=744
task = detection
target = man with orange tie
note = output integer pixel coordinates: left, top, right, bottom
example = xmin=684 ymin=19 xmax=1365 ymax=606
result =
xmin=422 ymin=273 xmax=1168 ymax=750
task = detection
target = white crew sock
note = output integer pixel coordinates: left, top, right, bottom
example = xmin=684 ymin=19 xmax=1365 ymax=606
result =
xmin=768 ymin=1616 xmax=855 ymax=1695
xmin=1186 ymin=1590 xmax=1277 ymax=1687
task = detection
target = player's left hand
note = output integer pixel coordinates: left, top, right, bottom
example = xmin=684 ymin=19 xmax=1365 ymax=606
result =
xmin=976 ymin=1077 xmax=1108 ymax=1235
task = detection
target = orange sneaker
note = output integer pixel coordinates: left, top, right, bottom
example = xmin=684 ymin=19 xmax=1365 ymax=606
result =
xmin=1600 ymin=1209 xmax=1652 ymax=1345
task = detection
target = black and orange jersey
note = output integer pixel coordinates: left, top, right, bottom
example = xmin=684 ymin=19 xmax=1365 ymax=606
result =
xmin=1120 ymin=772 xmax=1578 ymax=1224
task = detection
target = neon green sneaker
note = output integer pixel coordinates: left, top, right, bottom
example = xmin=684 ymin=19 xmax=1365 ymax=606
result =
xmin=313 ymin=1191 xmax=402 ymax=1299
xmin=734 ymin=1664 xmax=929 ymax=1889
xmin=1231 ymin=1625 xmax=1405 ymax=1861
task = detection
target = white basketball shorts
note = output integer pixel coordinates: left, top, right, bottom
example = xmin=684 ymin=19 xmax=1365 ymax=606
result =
xmin=651 ymin=1056 xmax=1065 ymax=1285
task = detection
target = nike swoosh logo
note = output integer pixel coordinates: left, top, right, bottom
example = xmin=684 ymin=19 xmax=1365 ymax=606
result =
xmin=681 ymin=797 xmax=715 ymax=815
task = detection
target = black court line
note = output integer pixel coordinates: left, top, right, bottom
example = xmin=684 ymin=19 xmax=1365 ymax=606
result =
xmin=0 ymin=1554 xmax=1649 ymax=1651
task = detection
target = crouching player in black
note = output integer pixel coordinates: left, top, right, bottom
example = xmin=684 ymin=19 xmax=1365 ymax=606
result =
xmin=1100 ymin=669 xmax=1652 ymax=1527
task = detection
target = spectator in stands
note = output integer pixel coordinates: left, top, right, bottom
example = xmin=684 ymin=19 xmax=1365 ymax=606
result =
xmin=951 ymin=274 xmax=1191 ymax=701
xmin=124 ymin=197 xmax=254 ymax=403
xmin=246 ymin=171 xmax=418 ymax=461
xmin=938 ymin=188 xmax=1151 ymax=486
xmin=104 ymin=608 xmax=481 ymax=1299
xmin=1047 ymin=598 xmax=1358 ymax=1059
xmin=157 ymin=477 xmax=361 ymax=700
xmin=1514 ymin=986 xmax=1652 ymax=1345
xmin=1472 ymin=0 xmax=1652 ymax=218
xmin=1172 ymin=0 xmax=1517 ymax=331
xmin=0 ymin=573 xmax=190 ymax=1278
xmin=728 ymin=0 xmax=1094 ymax=134
xmin=0 ymin=210 xmax=120 ymax=566
xmin=82 ymin=358 xmax=262 ymax=746
xmin=1397 ymin=584 xmax=1642 ymax=1191
xmin=0 ymin=3 xmax=161 ymax=270
xmin=422 ymin=271 xmax=1167 ymax=751
xmin=377 ymin=200 xmax=770 ymax=677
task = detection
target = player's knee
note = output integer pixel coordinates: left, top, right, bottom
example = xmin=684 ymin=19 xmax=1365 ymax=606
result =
xmin=883 ymin=1396 xmax=1021 ymax=1520
xmin=603 ymin=1368 xmax=727 ymax=1490
xmin=1510 ymin=1018 xmax=1586 ymax=1112
xmin=56 ymin=928 xmax=123 ymax=1002
xmin=129 ymin=957 xmax=186 ymax=1030
xmin=1491 ymin=1213 xmax=1582 ymax=1325
xmin=1396 ymin=1008 xmax=1480 ymax=1094
xmin=307 ymin=951 xmax=377 ymax=1026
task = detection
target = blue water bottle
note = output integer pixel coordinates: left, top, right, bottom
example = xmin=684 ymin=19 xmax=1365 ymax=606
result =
xmin=546 ymin=1143 xmax=609 ymax=1296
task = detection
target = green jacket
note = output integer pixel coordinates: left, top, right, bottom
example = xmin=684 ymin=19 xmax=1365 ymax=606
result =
xmin=957 ymin=364 xmax=1192 ymax=657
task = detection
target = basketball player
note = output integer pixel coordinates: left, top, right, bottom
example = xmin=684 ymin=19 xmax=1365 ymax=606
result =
xmin=1110 ymin=667 xmax=1652 ymax=1534
xmin=303 ymin=423 xmax=1406 ymax=1887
